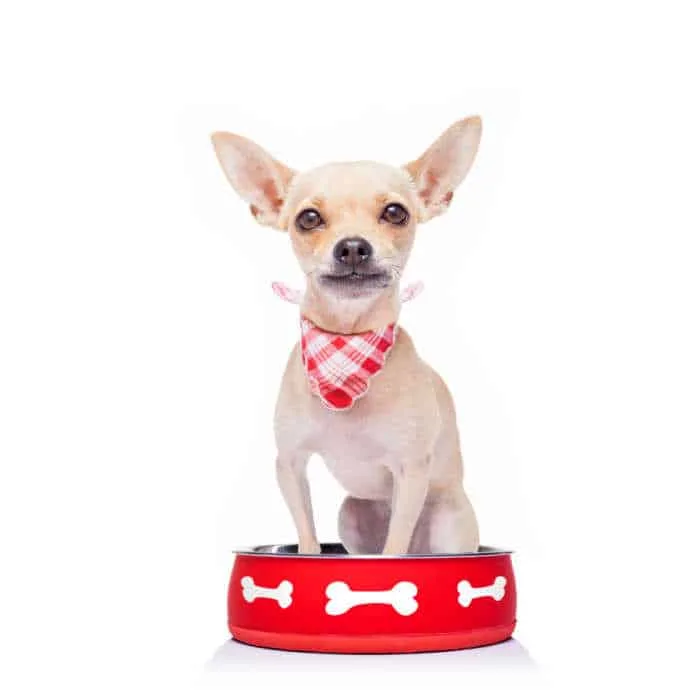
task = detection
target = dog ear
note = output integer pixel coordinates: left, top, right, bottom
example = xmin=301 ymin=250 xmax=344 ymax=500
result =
xmin=211 ymin=132 xmax=296 ymax=229
xmin=403 ymin=116 xmax=482 ymax=221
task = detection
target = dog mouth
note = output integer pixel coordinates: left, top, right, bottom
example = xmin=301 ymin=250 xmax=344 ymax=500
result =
xmin=319 ymin=270 xmax=392 ymax=291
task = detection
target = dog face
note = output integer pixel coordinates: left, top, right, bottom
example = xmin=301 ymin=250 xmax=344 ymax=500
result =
xmin=280 ymin=161 xmax=420 ymax=299
xmin=211 ymin=117 xmax=481 ymax=302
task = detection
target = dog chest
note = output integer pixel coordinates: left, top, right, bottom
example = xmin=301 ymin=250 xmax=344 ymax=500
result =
xmin=320 ymin=453 xmax=394 ymax=500
xmin=307 ymin=415 xmax=394 ymax=498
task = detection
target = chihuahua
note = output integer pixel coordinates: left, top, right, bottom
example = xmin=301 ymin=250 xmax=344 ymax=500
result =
xmin=211 ymin=117 xmax=482 ymax=555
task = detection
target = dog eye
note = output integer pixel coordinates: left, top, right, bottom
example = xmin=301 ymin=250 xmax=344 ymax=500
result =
xmin=295 ymin=208 xmax=324 ymax=231
xmin=381 ymin=203 xmax=409 ymax=225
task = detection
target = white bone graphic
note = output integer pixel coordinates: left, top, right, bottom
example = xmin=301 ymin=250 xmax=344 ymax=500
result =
xmin=325 ymin=580 xmax=418 ymax=616
xmin=240 ymin=575 xmax=293 ymax=608
xmin=457 ymin=575 xmax=507 ymax=607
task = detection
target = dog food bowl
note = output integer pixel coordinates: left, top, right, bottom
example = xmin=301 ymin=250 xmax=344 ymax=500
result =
xmin=228 ymin=543 xmax=516 ymax=654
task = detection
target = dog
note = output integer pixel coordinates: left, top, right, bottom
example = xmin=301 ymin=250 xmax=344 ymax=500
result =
xmin=211 ymin=116 xmax=482 ymax=555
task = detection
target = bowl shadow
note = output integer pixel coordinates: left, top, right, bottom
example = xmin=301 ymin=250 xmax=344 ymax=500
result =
xmin=206 ymin=636 xmax=536 ymax=672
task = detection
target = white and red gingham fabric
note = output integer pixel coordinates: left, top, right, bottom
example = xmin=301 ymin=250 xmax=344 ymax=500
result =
xmin=299 ymin=317 xmax=397 ymax=410
xmin=271 ymin=281 xmax=422 ymax=410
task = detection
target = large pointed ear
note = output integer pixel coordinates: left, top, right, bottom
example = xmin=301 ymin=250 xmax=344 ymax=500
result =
xmin=403 ymin=116 xmax=482 ymax=221
xmin=210 ymin=132 xmax=296 ymax=229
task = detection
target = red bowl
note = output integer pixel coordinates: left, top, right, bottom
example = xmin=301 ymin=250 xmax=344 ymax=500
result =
xmin=228 ymin=543 xmax=517 ymax=654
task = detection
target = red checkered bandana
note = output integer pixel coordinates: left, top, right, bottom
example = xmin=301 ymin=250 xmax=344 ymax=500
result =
xmin=300 ymin=317 xmax=397 ymax=410
xmin=272 ymin=281 xmax=423 ymax=410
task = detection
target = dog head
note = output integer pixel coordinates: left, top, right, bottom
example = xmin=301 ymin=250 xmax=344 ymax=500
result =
xmin=211 ymin=117 xmax=481 ymax=308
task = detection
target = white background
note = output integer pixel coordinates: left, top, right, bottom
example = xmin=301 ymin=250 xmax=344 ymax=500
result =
xmin=1 ymin=1 xmax=699 ymax=697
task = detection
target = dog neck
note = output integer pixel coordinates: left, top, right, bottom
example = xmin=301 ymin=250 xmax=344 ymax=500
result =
xmin=301 ymin=284 xmax=401 ymax=334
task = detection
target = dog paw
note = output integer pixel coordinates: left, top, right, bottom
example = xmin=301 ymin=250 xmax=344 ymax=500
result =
xmin=381 ymin=545 xmax=409 ymax=556
xmin=298 ymin=541 xmax=322 ymax=555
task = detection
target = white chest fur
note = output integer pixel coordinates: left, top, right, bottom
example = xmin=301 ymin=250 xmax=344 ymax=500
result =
xmin=306 ymin=403 xmax=396 ymax=499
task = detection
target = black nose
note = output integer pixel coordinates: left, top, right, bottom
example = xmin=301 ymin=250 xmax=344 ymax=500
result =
xmin=333 ymin=237 xmax=374 ymax=266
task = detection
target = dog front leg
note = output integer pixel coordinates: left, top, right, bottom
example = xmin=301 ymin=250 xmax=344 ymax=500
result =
xmin=383 ymin=460 xmax=431 ymax=555
xmin=275 ymin=452 xmax=321 ymax=555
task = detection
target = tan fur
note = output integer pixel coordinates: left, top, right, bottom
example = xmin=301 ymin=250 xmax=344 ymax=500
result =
xmin=211 ymin=117 xmax=482 ymax=554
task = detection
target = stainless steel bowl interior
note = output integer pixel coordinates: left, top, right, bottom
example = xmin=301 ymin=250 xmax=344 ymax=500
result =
xmin=233 ymin=542 xmax=512 ymax=559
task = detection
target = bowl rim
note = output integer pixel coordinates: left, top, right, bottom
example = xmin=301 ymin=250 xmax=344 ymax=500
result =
xmin=232 ymin=542 xmax=513 ymax=559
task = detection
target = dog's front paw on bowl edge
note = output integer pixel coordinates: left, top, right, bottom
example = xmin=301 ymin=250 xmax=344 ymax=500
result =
xmin=298 ymin=541 xmax=322 ymax=555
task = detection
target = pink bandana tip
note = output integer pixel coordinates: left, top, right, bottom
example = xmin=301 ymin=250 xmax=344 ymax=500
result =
xmin=271 ymin=280 xmax=424 ymax=305
xmin=399 ymin=281 xmax=424 ymax=303
xmin=271 ymin=282 xmax=303 ymax=305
